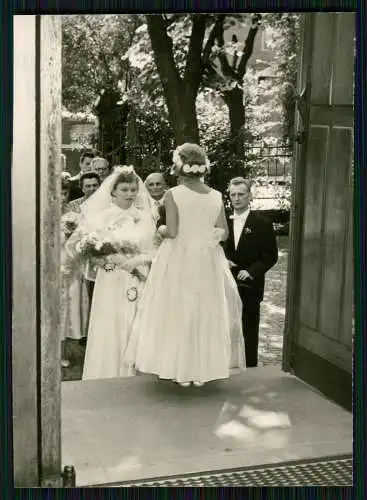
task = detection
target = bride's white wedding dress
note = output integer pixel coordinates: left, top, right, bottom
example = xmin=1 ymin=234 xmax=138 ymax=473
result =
xmin=82 ymin=204 xmax=156 ymax=380
xmin=124 ymin=185 xmax=246 ymax=384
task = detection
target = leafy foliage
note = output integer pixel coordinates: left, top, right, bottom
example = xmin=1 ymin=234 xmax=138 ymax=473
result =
xmin=61 ymin=13 xmax=300 ymax=203
xmin=62 ymin=14 xmax=139 ymax=112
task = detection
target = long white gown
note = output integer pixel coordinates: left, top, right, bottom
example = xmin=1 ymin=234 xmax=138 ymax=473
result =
xmin=82 ymin=204 xmax=156 ymax=380
xmin=124 ymin=185 xmax=246 ymax=384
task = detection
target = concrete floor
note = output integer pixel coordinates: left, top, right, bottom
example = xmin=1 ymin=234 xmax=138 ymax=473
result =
xmin=61 ymin=366 xmax=352 ymax=487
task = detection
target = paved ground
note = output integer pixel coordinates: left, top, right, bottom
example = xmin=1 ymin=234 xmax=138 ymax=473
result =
xmin=62 ymin=236 xmax=289 ymax=382
xmin=258 ymin=236 xmax=288 ymax=367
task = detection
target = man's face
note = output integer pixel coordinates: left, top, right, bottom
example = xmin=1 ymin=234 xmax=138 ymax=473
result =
xmin=80 ymin=156 xmax=93 ymax=174
xmin=146 ymin=174 xmax=166 ymax=200
xmin=82 ymin=178 xmax=100 ymax=198
xmin=229 ymin=184 xmax=251 ymax=212
xmin=92 ymin=159 xmax=109 ymax=182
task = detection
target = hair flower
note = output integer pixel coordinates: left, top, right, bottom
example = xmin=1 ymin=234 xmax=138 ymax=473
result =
xmin=172 ymin=149 xmax=184 ymax=168
xmin=114 ymin=165 xmax=135 ymax=175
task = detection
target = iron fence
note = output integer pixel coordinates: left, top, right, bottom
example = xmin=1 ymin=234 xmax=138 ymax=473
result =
xmin=244 ymin=143 xmax=293 ymax=178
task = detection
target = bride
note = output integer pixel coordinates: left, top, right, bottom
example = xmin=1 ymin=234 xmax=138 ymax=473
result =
xmin=66 ymin=166 xmax=157 ymax=380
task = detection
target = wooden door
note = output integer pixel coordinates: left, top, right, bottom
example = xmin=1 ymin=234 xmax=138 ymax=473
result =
xmin=283 ymin=13 xmax=354 ymax=411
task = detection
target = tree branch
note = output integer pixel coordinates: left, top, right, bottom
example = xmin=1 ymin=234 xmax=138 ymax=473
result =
xmin=183 ymin=15 xmax=208 ymax=92
xmin=146 ymin=15 xmax=182 ymax=88
xmin=162 ymin=13 xmax=183 ymax=28
xmin=237 ymin=15 xmax=261 ymax=79
xmin=201 ymin=15 xmax=225 ymax=67
xmin=213 ymin=17 xmax=238 ymax=81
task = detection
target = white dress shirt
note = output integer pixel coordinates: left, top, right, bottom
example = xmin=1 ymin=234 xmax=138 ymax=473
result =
xmin=149 ymin=196 xmax=163 ymax=222
xmin=233 ymin=208 xmax=250 ymax=249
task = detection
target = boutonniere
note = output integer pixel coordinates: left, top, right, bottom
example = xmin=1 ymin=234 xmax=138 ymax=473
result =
xmin=244 ymin=227 xmax=252 ymax=235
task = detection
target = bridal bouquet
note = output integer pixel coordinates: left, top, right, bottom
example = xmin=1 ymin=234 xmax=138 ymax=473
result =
xmin=75 ymin=228 xmax=146 ymax=282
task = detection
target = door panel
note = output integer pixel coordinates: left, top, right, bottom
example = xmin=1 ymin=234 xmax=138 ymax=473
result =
xmin=299 ymin=124 xmax=328 ymax=331
xmin=310 ymin=13 xmax=334 ymax=104
xmin=285 ymin=13 xmax=354 ymax=411
xmin=319 ymin=127 xmax=353 ymax=339
xmin=332 ymin=13 xmax=355 ymax=106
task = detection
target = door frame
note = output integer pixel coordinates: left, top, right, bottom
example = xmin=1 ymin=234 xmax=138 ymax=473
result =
xmin=282 ymin=13 xmax=313 ymax=373
xmin=12 ymin=15 xmax=63 ymax=487
xmin=11 ymin=12 xmax=354 ymax=487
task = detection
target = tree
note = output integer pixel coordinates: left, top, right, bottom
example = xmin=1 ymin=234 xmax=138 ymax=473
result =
xmin=141 ymin=14 xmax=229 ymax=145
xmin=62 ymin=14 xmax=140 ymax=161
xmin=203 ymin=14 xmax=262 ymax=158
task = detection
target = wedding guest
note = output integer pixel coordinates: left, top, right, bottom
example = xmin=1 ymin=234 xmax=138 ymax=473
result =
xmin=145 ymin=172 xmax=167 ymax=226
xmin=145 ymin=172 xmax=167 ymax=203
xmin=68 ymin=151 xmax=95 ymax=201
xmin=125 ymin=143 xmax=245 ymax=386
xmin=66 ymin=172 xmax=101 ymax=345
xmin=67 ymin=172 xmax=101 ymax=213
xmin=90 ymin=156 xmax=110 ymax=182
xmin=224 ymin=177 xmax=278 ymax=368
xmin=60 ymin=174 xmax=72 ymax=368
xmin=61 ymin=171 xmax=71 ymax=210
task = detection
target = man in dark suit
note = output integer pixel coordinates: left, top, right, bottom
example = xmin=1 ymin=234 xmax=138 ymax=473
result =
xmin=68 ymin=151 xmax=95 ymax=201
xmin=224 ymin=177 xmax=278 ymax=368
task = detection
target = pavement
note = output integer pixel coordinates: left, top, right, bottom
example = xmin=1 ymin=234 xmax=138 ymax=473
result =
xmin=61 ymin=366 xmax=352 ymax=487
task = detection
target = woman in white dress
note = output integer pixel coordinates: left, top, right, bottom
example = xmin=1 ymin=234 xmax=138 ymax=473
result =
xmin=66 ymin=166 xmax=157 ymax=380
xmin=124 ymin=143 xmax=246 ymax=386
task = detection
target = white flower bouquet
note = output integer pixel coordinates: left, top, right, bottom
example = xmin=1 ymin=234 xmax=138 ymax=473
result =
xmin=74 ymin=228 xmax=147 ymax=282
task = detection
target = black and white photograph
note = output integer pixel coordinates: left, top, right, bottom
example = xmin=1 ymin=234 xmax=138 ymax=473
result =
xmin=11 ymin=11 xmax=354 ymax=488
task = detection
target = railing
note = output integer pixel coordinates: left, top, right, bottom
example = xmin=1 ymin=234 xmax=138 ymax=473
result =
xmin=243 ymin=142 xmax=293 ymax=217
xmin=244 ymin=143 xmax=293 ymax=178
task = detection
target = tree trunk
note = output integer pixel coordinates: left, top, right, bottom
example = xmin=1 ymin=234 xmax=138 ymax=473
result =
xmin=146 ymin=15 xmax=207 ymax=147
xmin=223 ymin=85 xmax=245 ymax=157
xmin=95 ymin=87 xmax=128 ymax=164
xmin=174 ymin=93 xmax=200 ymax=144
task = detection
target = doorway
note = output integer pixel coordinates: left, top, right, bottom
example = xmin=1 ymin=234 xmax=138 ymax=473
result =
xmin=11 ymin=12 xmax=353 ymax=487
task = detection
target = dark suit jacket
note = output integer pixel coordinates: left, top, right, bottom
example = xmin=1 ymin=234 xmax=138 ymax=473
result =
xmin=157 ymin=203 xmax=166 ymax=227
xmin=68 ymin=178 xmax=84 ymax=202
xmin=223 ymin=211 xmax=278 ymax=302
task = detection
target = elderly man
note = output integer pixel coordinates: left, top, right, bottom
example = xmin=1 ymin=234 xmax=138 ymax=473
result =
xmin=224 ymin=177 xmax=278 ymax=368
xmin=90 ymin=156 xmax=110 ymax=183
xmin=68 ymin=151 xmax=95 ymax=201
xmin=145 ymin=172 xmax=167 ymax=202
xmin=145 ymin=172 xmax=167 ymax=226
